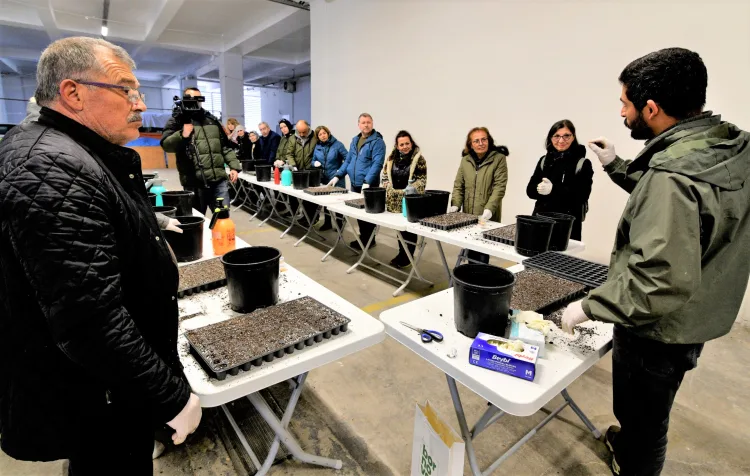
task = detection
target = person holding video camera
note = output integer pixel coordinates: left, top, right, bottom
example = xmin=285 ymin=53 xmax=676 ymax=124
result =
xmin=161 ymin=87 xmax=241 ymax=214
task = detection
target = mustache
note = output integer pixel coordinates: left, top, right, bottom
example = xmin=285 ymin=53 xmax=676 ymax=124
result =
xmin=127 ymin=113 xmax=142 ymax=123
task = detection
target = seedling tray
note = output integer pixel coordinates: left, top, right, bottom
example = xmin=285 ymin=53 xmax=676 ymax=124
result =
xmin=419 ymin=212 xmax=478 ymax=231
xmin=185 ymin=296 xmax=350 ymax=380
xmin=345 ymin=198 xmax=366 ymax=209
xmin=521 ymin=251 xmax=608 ymax=289
xmin=482 ymin=224 xmax=516 ymax=245
xmin=510 ymin=268 xmax=586 ymax=314
xmin=304 ymin=186 xmax=348 ymax=196
xmin=178 ymin=258 xmax=227 ymax=298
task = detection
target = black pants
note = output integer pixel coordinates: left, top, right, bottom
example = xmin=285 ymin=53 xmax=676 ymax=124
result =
xmin=352 ymin=185 xmax=376 ymax=244
xmin=464 ymin=249 xmax=489 ymax=264
xmin=570 ymin=217 xmax=582 ymax=241
xmin=611 ymin=325 xmax=703 ymax=476
xmin=68 ymin=403 xmax=154 ymax=476
xmin=397 ymin=231 xmax=418 ymax=258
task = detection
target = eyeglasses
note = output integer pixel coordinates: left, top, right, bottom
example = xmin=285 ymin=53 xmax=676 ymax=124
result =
xmin=552 ymin=134 xmax=573 ymax=142
xmin=471 ymin=137 xmax=489 ymax=145
xmin=74 ymin=80 xmax=146 ymax=104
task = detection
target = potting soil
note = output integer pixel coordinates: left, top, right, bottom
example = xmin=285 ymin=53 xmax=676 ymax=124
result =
xmin=510 ymin=269 xmax=585 ymax=313
xmin=420 ymin=212 xmax=478 ymax=230
xmin=544 ymin=309 xmax=607 ymax=355
xmin=178 ymin=258 xmax=227 ymax=293
xmin=304 ymin=186 xmax=348 ymax=195
xmin=345 ymin=198 xmax=366 ymax=209
xmin=483 ymin=224 xmax=516 ymax=244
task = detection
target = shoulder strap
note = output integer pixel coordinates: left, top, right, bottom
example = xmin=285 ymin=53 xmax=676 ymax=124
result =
xmin=540 ymin=155 xmax=546 ymax=171
xmin=575 ymin=157 xmax=586 ymax=174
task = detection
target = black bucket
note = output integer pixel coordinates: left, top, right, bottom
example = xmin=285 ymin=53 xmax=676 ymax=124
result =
xmin=363 ymin=187 xmax=386 ymax=214
xmin=241 ymin=160 xmax=255 ymax=172
xmin=453 ymin=264 xmax=516 ymax=338
xmin=161 ymin=190 xmax=195 ymax=216
xmin=425 ymin=190 xmax=451 ymax=217
xmin=292 ymin=171 xmax=310 ymax=189
xmin=307 ymin=168 xmax=322 ymax=187
xmin=153 ymin=205 xmax=177 ymax=217
xmin=256 ymin=165 xmax=272 ymax=182
xmin=148 ymin=193 xmax=156 ymax=206
xmin=536 ymin=212 xmax=575 ymax=251
xmin=221 ymin=247 xmax=281 ymax=313
xmin=515 ymin=215 xmax=555 ymax=257
xmin=164 ymin=216 xmax=204 ymax=262
xmin=405 ymin=194 xmax=431 ymax=223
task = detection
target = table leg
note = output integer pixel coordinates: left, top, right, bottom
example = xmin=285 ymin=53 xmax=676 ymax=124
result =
xmin=470 ymin=404 xmax=504 ymax=440
xmin=435 ymin=241 xmax=453 ymax=285
xmin=345 ymin=217 xmax=377 ymax=274
xmin=294 ymin=205 xmax=326 ymax=247
xmin=446 ymin=375 xmax=484 ymax=476
xmin=561 ymin=389 xmax=602 ymax=438
xmin=278 ymin=194 xmax=298 ymax=238
xmin=392 ymin=234 xmax=433 ymax=297
xmin=231 ymin=179 xmax=251 ymax=212
xmin=220 ymin=404 xmax=263 ymax=471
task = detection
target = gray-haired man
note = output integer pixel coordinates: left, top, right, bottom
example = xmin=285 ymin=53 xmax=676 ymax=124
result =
xmin=0 ymin=37 xmax=201 ymax=474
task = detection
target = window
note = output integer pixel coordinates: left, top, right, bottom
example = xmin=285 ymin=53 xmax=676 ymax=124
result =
xmin=243 ymin=87 xmax=262 ymax=133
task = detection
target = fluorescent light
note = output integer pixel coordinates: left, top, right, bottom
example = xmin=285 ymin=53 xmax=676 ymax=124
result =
xmin=101 ymin=25 xmax=108 ymax=36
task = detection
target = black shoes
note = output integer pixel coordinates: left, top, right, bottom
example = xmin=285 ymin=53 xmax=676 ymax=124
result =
xmin=349 ymin=240 xmax=376 ymax=251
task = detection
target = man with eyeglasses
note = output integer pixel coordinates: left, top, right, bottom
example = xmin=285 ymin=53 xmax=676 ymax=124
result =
xmin=0 ymin=37 xmax=201 ymax=474
xmin=161 ymin=87 xmax=241 ymax=215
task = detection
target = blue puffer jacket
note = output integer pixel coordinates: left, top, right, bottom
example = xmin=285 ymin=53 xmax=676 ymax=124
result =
xmin=335 ymin=131 xmax=386 ymax=187
xmin=313 ymin=136 xmax=347 ymax=187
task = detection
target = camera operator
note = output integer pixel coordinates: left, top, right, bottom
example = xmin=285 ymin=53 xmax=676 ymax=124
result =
xmin=161 ymin=87 xmax=241 ymax=214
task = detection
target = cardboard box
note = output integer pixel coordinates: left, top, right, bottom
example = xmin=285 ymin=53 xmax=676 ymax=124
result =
xmin=469 ymin=333 xmax=539 ymax=381
xmin=509 ymin=321 xmax=546 ymax=358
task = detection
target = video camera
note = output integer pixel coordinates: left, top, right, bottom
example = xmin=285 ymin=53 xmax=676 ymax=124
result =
xmin=172 ymin=95 xmax=206 ymax=121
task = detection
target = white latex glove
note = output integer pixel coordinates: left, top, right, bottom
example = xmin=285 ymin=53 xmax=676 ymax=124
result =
xmin=537 ymin=178 xmax=552 ymax=195
xmin=361 ymin=183 xmax=370 ymax=190
xmin=313 ymin=161 xmax=322 ymax=167
xmin=481 ymin=209 xmax=492 ymax=221
xmin=588 ymin=137 xmax=616 ymax=166
xmin=561 ymin=300 xmax=589 ymax=334
xmin=273 ymin=160 xmax=284 ymax=168
xmin=167 ymin=393 xmax=202 ymax=445
xmin=327 ymin=177 xmax=339 ymax=187
xmin=292 ymin=167 xmax=298 ymax=172
xmin=448 ymin=206 xmax=459 ymax=213
xmin=166 ymin=219 xmax=183 ymax=234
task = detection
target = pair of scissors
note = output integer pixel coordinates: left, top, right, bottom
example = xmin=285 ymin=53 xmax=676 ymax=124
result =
xmin=400 ymin=322 xmax=444 ymax=343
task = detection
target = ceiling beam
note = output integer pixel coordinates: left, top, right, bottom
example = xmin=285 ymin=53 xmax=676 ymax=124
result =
xmin=37 ymin=0 xmax=64 ymax=41
xmin=0 ymin=47 xmax=42 ymax=62
xmin=222 ymin=9 xmax=309 ymax=56
xmin=244 ymin=64 xmax=293 ymax=83
xmin=0 ymin=57 xmax=21 ymax=74
xmin=132 ymin=0 xmax=185 ymax=59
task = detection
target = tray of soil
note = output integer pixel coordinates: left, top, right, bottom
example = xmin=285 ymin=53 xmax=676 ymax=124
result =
xmin=345 ymin=198 xmax=366 ymax=209
xmin=521 ymin=251 xmax=608 ymax=289
xmin=482 ymin=224 xmax=516 ymax=245
xmin=544 ymin=309 xmax=600 ymax=355
xmin=420 ymin=212 xmax=479 ymax=231
xmin=304 ymin=186 xmax=348 ymax=195
xmin=509 ymin=268 xmax=586 ymax=314
xmin=185 ymin=296 xmax=351 ymax=380
xmin=178 ymin=257 xmax=227 ymax=298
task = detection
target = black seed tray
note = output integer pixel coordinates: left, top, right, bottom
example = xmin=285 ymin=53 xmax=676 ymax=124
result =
xmin=185 ymin=296 xmax=351 ymax=381
xmin=419 ymin=212 xmax=478 ymax=231
xmin=304 ymin=186 xmax=348 ymax=196
xmin=345 ymin=198 xmax=366 ymax=209
xmin=482 ymin=224 xmax=516 ymax=245
xmin=178 ymin=257 xmax=227 ymax=298
xmin=510 ymin=269 xmax=587 ymax=315
xmin=178 ymin=279 xmax=227 ymax=298
xmin=522 ymin=251 xmax=609 ymax=289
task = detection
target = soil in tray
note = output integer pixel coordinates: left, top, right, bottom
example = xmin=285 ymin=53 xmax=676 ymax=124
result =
xmin=178 ymin=257 xmax=226 ymax=292
xmin=484 ymin=224 xmax=516 ymax=242
xmin=185 ymin=296 xmax=350 ymax=373
xmin=345 ymin=198 xmax=366 ymax=208
xmin=510 ymin=269 xmax=585 ymax=313
xmin=304 ymin=186 xmax=347 ymax=195
xmin=420 ymin=212 xmax=478 ymax=229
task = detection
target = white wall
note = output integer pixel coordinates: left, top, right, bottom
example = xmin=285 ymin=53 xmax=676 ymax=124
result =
xmin=260 ymin=76 xmax=312 ymax=133
xmin=311 ymin=0 xmax=750 ymax=267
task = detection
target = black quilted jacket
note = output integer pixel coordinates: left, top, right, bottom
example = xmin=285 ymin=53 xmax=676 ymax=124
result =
xmin=0 ymin=108 xmax=191 ymax=461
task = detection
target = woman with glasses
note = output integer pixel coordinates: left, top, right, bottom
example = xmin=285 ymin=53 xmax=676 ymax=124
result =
xmin=451 ymin=126 xmax=509 ymax=263
xmin=526 ymin=119 xmax=593 ymax=240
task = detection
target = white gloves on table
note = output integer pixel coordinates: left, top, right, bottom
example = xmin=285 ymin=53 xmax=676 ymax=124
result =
xmin=588 ymin=137 xmax=616 ymax=166
xmin=361 ymin=184 xmax=370 ymax=190
xmin=167 ymin=393 xmax=202 ymax=445
xmin=481 ymin=209 xmax=492 ymax=221
xmin=561 ymin=300 xmax=589 ymax=334
xmin=327 ymin=177 xmax=339 ymax=187
xmin=537 ymin=178 xmax=552 ymax=196
xmin=292 ymin=167 xmax=298 ymax=172
xmin=448 ymin=206 xmax=459 ymax=213
xmin=165 ymin=219 xmax=183 ymax=234
xmin=313 ymin=161 xmax=322 ymax=167
xmin=273 ymin=160 xmax=284 ymax=168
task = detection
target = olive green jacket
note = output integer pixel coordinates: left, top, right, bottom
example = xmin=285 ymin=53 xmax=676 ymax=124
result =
xmin=276 ymin=134 xmax=296 ymax=164
xmin=451 ymin=150 xmax=508 ymax=220
xmin=287 ymin=132 xmax=318 ymax=170
xmin=582 ymin=112 xmax=750 ymax=344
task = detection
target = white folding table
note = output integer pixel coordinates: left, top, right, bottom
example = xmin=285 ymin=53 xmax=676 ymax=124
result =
xmin=177 ymin=234 xmax=386 ymax=475
xmin=380 ymin=263 xmax=613 ymax=475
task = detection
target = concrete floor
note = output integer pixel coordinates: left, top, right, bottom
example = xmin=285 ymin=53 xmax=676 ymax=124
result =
xmin=3 ymin=170 xmax=750 ymax=475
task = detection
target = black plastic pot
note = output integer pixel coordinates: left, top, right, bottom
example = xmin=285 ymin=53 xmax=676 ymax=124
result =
xmin=221 ymin=246 xmax=281 ymax=313
xmin=405 ymin=194 xmax=431 ymax=223
xmin=453 ymin=264 xmax=516 ymax=338
xmin=241 ymin=160 xmax=255 ymax=172
xmin=256 ymin=164 xmax=272 ymax=182
xmin=164 ymin=216 xmax=204 ymax=262
xmin=536 ymin=212 xmax=575 ymax=251
xmin=307 ymin=168 xmax=322 ymax=187
xmin=148 ymin=193 xmax=156 ymax=206
xmin=153 ymin=205 xmax=177 ymax=217
xmin=515 ymin=215 xmax=555 ymax=257
xmin=363 ymin=187 xmax=386 ymax=214
xmin=292 ymin=171 xmax=310 ymax=189
xmin=425 ymin=190 xmax=451 ymax=217
xmin=161 ymin=190 xmax=195 ymax=216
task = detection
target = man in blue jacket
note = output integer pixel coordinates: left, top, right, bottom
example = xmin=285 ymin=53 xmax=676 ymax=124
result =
xmin=328 ymin=113 xmax=386 ymax=249
xmin=258 ymin=121 xmax=281 ymax=164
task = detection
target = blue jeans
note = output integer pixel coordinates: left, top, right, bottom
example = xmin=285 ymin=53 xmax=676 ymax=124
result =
xmin=196 ymin=180 xmax=230 ymax=215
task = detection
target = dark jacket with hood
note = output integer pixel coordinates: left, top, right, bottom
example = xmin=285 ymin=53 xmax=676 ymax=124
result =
xmin=313 ymin=135 xmax=347 ymax=186
xmin=582 ymin=112 xmax=750 ymax=344
xmin=526 ymin=144 xmax=593 ymax=222
xmin=0 ymin=107 xmax=190 ymax=461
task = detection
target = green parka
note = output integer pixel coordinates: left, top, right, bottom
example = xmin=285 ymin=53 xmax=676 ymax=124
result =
xmin=287 ymin=131 xmax=318 ymax=170
xmin=451 ymin=150 xmax=508 ymax=220
xmin=582 ymin=112 xmax=750 ymax=344
xmin=276 ymin=133 xmax=296 ymax=164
